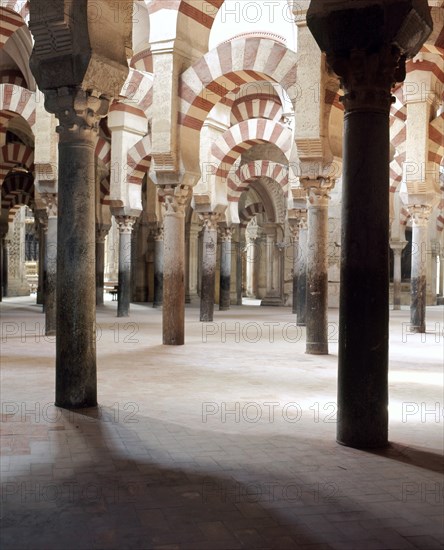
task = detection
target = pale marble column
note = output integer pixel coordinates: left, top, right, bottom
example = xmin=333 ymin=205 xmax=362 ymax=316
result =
xmin=161 ymin=185 xmax=189 ymax=345
xmin=289 ymin=223 xmax=299 ymax=315
xmin=43 ymin=194 xmax=57 ymax=335
xmin=199 ymin=213 xmax=219 ymax=322
xmin=390 ymin=240 xmax=407 ymax=310
xmin=303 ymin=181 xmax=333 ymax=354
xmin=297 ymin=215 xmax=308 ymax=326
xmin=116 ymin=216 xmax=136 ymax=318
xmin=408 ymin=206 xmax=431 ymax=333
xmin=219 ymin=226 xmax=232 ymax=311
xmin=187 ymin=224 xmax=200 ymax=305
xmin=95 ymin=225 xmax=109 ymax=306
xmin=153 ymin=225 xmax=164 ymax=308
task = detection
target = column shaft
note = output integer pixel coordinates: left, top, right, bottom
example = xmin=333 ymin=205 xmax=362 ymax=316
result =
xmin=56 ymin=134 xmax=97 ymax=408
xmin=96 ymin=239 xmax=105 ymax=306
xmin=200 ymin=216 xmax=218 ymax=322
xmin=163 ymin=207 xmax=185 ymax=345
xmin=117 ymin=221 xmax=133 ymax=317
xmin=219 ymin=229 xmax=232 ymax=311
xmin=410 ymin=211 xmax=430 ymax=332
xmin=296 ymin=223 xmax=307 ymax=326
xmin=153 ymin=230 xmax=164 ymax=308
xmin=45 ymin=214 xmax=57 ymax=335
xmin=392 ymin=248 xmax=403 ymax=310
xmin=338 ymin=110 xmax=389 ymax=448
xmin=236 ymin=239 xmax=243 ymax=305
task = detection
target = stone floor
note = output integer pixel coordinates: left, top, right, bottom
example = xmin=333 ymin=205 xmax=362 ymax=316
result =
xmin=1 ymin=296 xmax=443 ymax=550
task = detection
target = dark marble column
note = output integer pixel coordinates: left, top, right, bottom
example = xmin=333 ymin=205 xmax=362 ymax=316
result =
xmin=296 ymin=214 xmax=308 ymax=327
xmin=199 ymin=213 xmax=219 ymax=322
xmin=303 ymin=181 xmax=333 ymax=355
xmin=161 ymin=185 xmax=189 ymax=345
xmin=153 ymin=225 xmax=164 ymax=308
xmin=307 ymin=0 xmax=431 ymax=448
xmin=116 ymin=216 xmax=136 ymax=318
xmin=43 ymin=195 xmax=57 ymax=336
xmin=0 ymin=225 xmax=7 ymax=302
xmin=408 ymin=206 xmax=431 ymax=332
xmin=36 ymin=215 xmax=46 ymax=306
xmin=236 ymin=236 xmax=243 ymax=306
xmin=45 ymin=89 xmax=110 ymax=409
xmin=289 ymin=223 xmax=299 ymax=315
xmin=390 ymin=240 xmax=407 ymax=310
xmin=2 ymin=236 xmax=9 ymax=299
xmin=95 ymin=225 xmax=109 ymax=306
xmin=219 ymin=226 xmax=232 ymax=311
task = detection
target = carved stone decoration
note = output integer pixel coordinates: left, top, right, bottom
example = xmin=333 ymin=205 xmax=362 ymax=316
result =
xmin=41 ymin=193 xmax=58 ymax=218
xmin=115 ymin=216 xmax=137 ymax=235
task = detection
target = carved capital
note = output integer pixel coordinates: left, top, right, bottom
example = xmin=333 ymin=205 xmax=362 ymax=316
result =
xmin=152 ymin=226 xmax=164 ymax=241
xmin=199 ymin=213 xmax=220 ymax=231
xmin=288 ymin=223 xmax=299 ymax=240
xmin=95 ymin=225 xmax=110 ymax=244
xmin=408 ymin=205 xmax=432 ymax=227
xmin=219 ymin=226 xmax=233 ymax=242
xmin=329 ymin=46 xmax=405 ymax=114
xmin=301 ymin=177 xmax=334 ymax=207
xmin=158 ymin=185 xmax=191 ymax=215
xmin=41 ymin=193 xmax=58 ymax=218
xmin=45 ymin=88 xmax=110 ymax=142
xmin=115 ymin=216 xmax=136 ymax=235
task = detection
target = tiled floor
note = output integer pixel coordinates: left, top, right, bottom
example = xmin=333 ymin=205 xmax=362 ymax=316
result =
xmin=1 ymin=297 xmax=443 ymax=549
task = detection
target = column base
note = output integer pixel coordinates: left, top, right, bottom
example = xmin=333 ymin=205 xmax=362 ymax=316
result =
xmin=336 ymin=437 xmax=389 ymax=450
xmin=261 ymin=297 xmax=283 ymax=306
xmin=306 ymin=343 xmax=328 ymax=355
xmin=409 ymin=325 xmax=426 ymax=334
xmin=54 ymin=400 xmax=98 ymax=410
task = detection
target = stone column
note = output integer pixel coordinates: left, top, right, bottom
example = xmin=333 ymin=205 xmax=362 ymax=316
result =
xmin=199 ymin=213 xmax=219 ymax=322
xmin=153 ymin=225 xmax=164 ymax=308
xmin=219 ymin=227 xmax=232 ymax=311
xmin=43 ymin=194 xmax=57 ymax=335
xmin=246 ymin=236 xmax=257 ymax=298
xmin=296 ymin=214 xmax=308 ymax=326
xmin=390 ymin=240 xmax=407 ymax=310
xmin=302 ymin=181 xmax=333 ymax=354
xmin=161 ymin=185 xmax=189 ymax=345
xmin=116 ymin=216 xmax=136 ymax=318
xmin=307 ymin=0 xmax=431 ymax=448
xmin=408 ymin=206 xmax=431 ymax=332
xmin=2 ymin=236 xmax=9 ymax=298
xmin=439 ymin=252 xmax=444 ymax=299
xmin=289 ymin=223 xmax=299 ymax=314
xmin=46 ymin=89 xmax=110 ymax=409
xmin=187 ymin=224 xmax=200 ymax=305
xmin=236 ymin=236 xmax=243 ymax=305
xmin=0 ymin=225 xmax=8 ymax=301
xmin=36 ymin=216 xmax=46 ymax=306
xmin=95 ymin=225 xmax=109 ymax=306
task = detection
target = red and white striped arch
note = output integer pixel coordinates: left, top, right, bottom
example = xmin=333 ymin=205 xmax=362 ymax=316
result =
xmin=239 ymin=202 xmax=266 ymax=229
xmin=179 ymin=37 xmax=298 ymax=131
xmin=148 ymin=0 xmax=223 ymax=50
xmin=0 ymin=84 xmax=36 ymax=126
xmin=119 ymin=68 xmax=153 ymax=116
xmin=127 ymin=134 xmax=152 ymax=185
xmin=228 ymin=160 xmax=289 ymax=202
xmin=230 ymin=94 xmax=283 ymax=125
xmin=0 ymin=142 xmax=34 ymax=185
xmin=429 ymin=112 xmax=443 ymax=166
xmin=0 ymin=4 xmax=28 ymax=49
xmin=210 ymin=119 xmax=292 ymax=181
xmin=1 ymin=172 xmax=34 ymax=217
xmin=389 ymin=102 xmax=407 ymax=193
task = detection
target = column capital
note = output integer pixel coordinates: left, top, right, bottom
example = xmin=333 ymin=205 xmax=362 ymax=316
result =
xmin=44 ymin=88 xmax=110 ymax=142
xmin=199 ymin=212 xmax=220 ymax=231
xmin=301 ymin=178 xmax=334 ymax=206
xmin=330 ymin=47 xmax=405 ymax=114
xmin=151 ymin=226 xmax=164 ymax=241
xmin=307 ymin=1 xmax=432 ymax=114
xmin=408 ymin=205 xmax=432 ymax=226
xmin=41 ymin=193 xmax=58 ymax=218
xmin=219 ymin=226 xmax=233 ymax=242
xmin=115 ymin=216 xmax=137 ymax=235
xmin=95 ymin=225 xmax=110 ymax=244
xmin=389 ymin=240 xmax=408 ymax=253
xmin=288 ymin=223 xmax=299 ymax=240
xmin=158 ymin=184 xmax=191 ymax=215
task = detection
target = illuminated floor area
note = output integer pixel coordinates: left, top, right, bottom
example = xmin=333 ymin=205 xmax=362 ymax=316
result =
xmin=1 ymin=297 xmax=443 ymax=550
